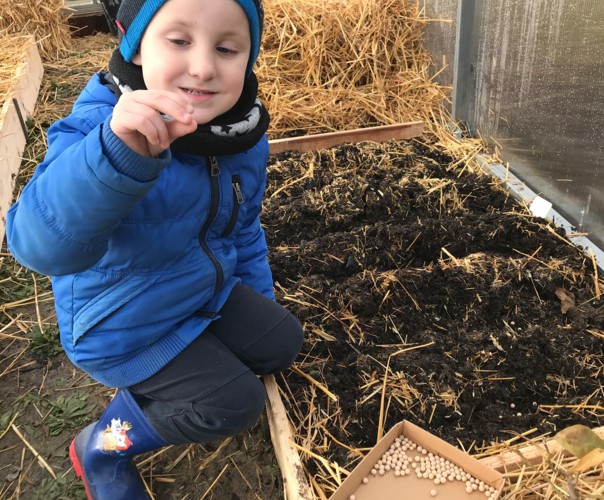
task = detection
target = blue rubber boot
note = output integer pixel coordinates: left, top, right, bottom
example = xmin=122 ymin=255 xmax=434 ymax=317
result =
xmin=69 ymin=390 xmax=167 ymax=500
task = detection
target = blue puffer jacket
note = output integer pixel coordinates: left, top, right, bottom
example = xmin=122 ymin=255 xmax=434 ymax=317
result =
xmin=6 ymin=73 xmax=274 ymax=388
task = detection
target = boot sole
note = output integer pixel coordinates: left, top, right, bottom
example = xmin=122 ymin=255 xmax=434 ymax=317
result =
xmin=69 ymin=436 xmax=94 ymax=500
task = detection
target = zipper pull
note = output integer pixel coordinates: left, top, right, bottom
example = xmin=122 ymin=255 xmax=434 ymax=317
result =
xmin=233 ymin=180 xmax=245 ymax=204
xmin=209 ymin=156 xmax=220 ymax=177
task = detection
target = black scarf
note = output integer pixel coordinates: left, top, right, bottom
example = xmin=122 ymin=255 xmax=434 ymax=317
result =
xmin=106 ymin=49 xmax=270 ymax=156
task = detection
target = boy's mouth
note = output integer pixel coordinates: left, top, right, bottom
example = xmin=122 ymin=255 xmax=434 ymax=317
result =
xmin=181 ymin=87 xmax=215 ymax=96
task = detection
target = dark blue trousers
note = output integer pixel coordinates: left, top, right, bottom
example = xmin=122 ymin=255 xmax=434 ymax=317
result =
xmin=129 ymin=284 xmax=303 ymax=444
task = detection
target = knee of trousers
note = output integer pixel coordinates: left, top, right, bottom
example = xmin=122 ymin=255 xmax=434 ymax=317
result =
xmin=255 ymin=313 xmax=305 ymax=375
xmin=180 ymin=372 xmax=266 ymax=443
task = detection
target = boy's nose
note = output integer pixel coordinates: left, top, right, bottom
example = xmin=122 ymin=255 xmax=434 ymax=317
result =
xmin=188 ymin=49 xmax=217 ymax=80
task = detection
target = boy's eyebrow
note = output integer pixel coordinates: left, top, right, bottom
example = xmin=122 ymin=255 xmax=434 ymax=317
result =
xmin=165 ymin=19 xmax=196 ymax=29
xmin=166 ymin=20 xmax=246 ymax=37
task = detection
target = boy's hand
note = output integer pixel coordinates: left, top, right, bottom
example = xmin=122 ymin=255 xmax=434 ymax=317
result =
xmin=110 ymin=90 xmax=197 ymax=157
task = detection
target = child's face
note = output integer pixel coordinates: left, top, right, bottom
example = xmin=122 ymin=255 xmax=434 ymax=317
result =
xmin=132 ymin=0 xmax=251 ymax=125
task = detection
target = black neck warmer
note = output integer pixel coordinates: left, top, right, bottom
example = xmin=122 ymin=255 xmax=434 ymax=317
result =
xmin=106 ymin=48 xmax=270 ymax=156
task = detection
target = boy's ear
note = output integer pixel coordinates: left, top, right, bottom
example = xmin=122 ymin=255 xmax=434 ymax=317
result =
xmin=132 ymin=52 xmax=142 ymax=66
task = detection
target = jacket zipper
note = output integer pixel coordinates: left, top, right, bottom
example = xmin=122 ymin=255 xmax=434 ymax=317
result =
xmin=220 ymin=175 xmax=244 ymax=237
xmin=198 ymin=156 xmax=224 ymax=294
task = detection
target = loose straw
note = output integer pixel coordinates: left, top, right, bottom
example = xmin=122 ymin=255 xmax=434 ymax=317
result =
xmin=291 ymin=365 xmax=338 ymax=401
xmin=377 ymin=341 xmax=435 ymax=441
xmin=0 ymin=0 xmax=72 ymax=61
xmin=10 ymin=424 xmax=56 ymax=479
xmin=200 ymin=463 xmax=229 ymax=500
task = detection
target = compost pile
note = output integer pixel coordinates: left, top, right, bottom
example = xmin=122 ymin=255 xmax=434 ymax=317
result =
xmin=263 ymin=139 xmax=604 ymax=493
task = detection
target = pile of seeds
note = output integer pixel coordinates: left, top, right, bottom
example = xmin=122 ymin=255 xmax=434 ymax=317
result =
xmin=356 ymin=435 xmax=499 ymax=499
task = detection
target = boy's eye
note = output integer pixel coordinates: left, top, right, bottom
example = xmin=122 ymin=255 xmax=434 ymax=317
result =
xmin=217 ymin=46 xmax=236 ymax=55
xmin=169 ymin=38 xmax=188 ymax=46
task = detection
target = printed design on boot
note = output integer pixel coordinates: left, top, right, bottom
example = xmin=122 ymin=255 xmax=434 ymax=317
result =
xmin=102 ymin=418 xmax=133 ymax=453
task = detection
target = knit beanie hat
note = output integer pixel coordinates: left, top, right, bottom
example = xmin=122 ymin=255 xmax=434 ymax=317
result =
xmin=114 ymin=0 xmax=264 ymax=75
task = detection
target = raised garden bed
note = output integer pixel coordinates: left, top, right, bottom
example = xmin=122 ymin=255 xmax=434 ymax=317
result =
xmin=0 ymin=37 xmax=43 ymax=240
xmin=262 ymin=138 xmax=604 ymax=498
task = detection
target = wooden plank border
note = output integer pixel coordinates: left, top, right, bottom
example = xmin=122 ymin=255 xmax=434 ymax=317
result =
xmin=268 ymin=121 xmax=424 ymax=155
xmin=479 ymin=426 xmax=604 ymax=471
xmin=0 ymin=38 xmax=44 ymax=241
xmin=265 ymin=375 xmax=315 ymax=500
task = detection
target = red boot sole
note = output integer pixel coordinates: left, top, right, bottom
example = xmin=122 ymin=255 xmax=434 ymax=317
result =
xmin=69 ymin=438 xmax=94 ymax=500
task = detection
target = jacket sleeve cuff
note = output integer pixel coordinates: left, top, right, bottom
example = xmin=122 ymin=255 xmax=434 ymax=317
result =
xmin=101 ymin=115 xmax=170 ymax=182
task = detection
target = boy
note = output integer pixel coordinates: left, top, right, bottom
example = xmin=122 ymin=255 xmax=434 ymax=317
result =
xmin=6 ymin=0 xmax=304 ymax=498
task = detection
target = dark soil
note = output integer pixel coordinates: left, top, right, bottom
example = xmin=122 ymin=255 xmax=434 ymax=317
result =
xmin=263 ymin=139 xmax=604 ymax=493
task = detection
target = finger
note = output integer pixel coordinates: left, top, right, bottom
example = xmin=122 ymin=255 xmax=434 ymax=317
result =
xmin=130 ymin=91 xmax=194 ymax=124
xmin=166 ymin=118 xmax=199 ymax=142
xmin=114 ymin=103 xmax=170 ymax=149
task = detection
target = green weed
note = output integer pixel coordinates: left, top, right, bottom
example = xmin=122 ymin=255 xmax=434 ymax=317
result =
xmin=0 ymin=409 xmax=17 ymax=435
xmin=31 ymin=476 xmax=86 ymax=500
xmin=47 ymin=393 xmax=92 ymax=436
xmin=0 ymin=256 xmax=50 ymax=302
xmin=29 ymin=324 xmax=63 ymax=357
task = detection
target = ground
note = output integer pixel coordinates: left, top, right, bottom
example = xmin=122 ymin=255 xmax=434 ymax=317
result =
xmin=0 ymin=272 xmax=282 ymax=500
xmin=1 ymin=138 xmax=602 ymax=499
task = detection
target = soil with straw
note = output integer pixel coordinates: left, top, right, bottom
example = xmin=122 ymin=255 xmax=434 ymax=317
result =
xmin=263 ymin=140 xmax=604 ymax=498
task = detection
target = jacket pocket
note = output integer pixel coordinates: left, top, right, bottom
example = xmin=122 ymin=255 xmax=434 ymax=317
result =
xmin=221 ymin=175 xmax=245 ymax=237
xmin=72 ymin=273 xmax=160 ymax=345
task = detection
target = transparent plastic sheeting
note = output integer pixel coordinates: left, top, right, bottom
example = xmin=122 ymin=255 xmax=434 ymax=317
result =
xmin=422 ymin=0 xmax=458 ymax=91
xmin=425 ymin=0 xmax=604 ymax=251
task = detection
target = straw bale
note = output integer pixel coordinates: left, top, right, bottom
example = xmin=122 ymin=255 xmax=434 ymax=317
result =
xmin=259 ymin=0 xmax=451 ymax=140
xmin=33 ymin=33 xmax=115 ymax=127
xmin=0 ymin=29 xmax=33 ymax=107
xmin=0 ymin=0 xmax=72 ymax=62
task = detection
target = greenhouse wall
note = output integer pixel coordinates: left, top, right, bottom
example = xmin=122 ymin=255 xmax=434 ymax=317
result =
xmin=422 ymin=0 xmax=458 ymax=93
xmin=425 ymin=0 xmax=604 ymax=252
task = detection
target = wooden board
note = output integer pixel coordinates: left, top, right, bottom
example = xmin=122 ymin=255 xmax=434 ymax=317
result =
xmin=0 ymin=39 xmax=44 ymax=241
xmin=264 ymin=375 xmax=315 ymax=500
xmin=268 ymin=121 xmax=424 ymax=155
xmin=479 ymin=426 xmax=604 ymax=471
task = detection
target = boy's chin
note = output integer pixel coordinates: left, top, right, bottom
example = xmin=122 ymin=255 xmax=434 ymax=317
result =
xmin=193 ymin=113 xmax=220 ymax=126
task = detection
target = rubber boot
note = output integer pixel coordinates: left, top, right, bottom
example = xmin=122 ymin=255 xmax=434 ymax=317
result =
xmin=69 ymin=389 xmax=167 ymax=500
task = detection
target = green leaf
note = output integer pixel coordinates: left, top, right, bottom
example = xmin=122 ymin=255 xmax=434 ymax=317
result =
xmin=554 ymin=424 xmax=604 ymax=458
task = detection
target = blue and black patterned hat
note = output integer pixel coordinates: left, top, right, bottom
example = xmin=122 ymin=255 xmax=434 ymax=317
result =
xmin=115 ymin=0 xmax=263 ymax=75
